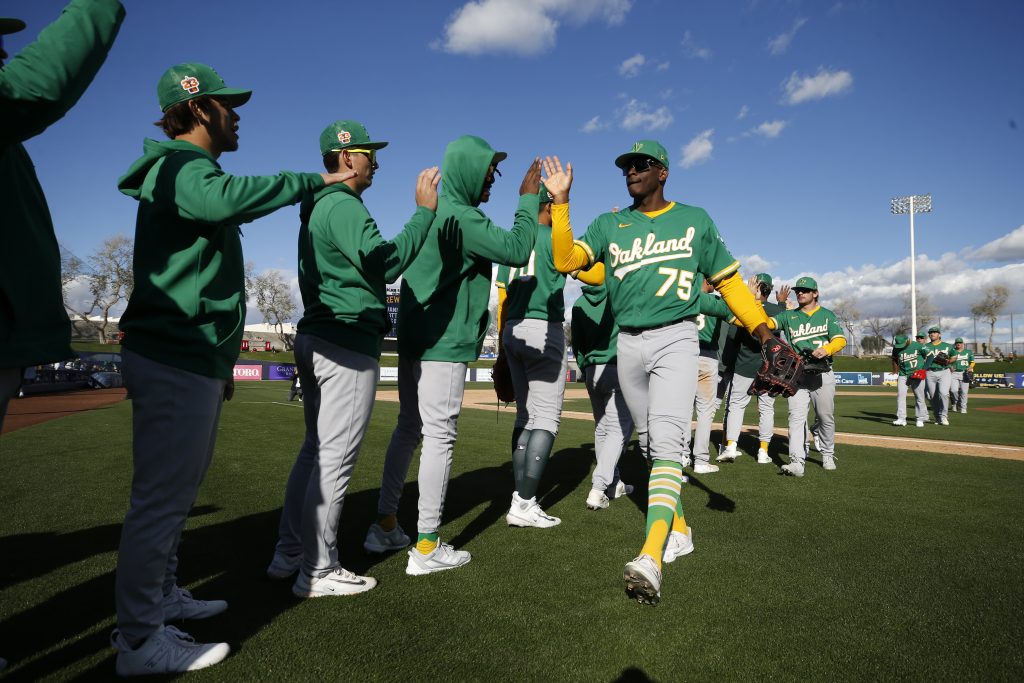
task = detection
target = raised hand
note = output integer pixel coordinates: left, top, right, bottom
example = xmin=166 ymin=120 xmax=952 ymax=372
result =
xmin=541 ymin=156 xmax=573 ymax=203
xmin=414 ymin=166 xmax=441 ymax=211
xmin=776 ymin=285 xmax=791 ymax=304
xmin=321 ymin=169 xmax=358 ymax=186
xmin=747 ymin=274 xmax=761 ymax=296
xmin=519 ymin=157 xmax=542 ymax=196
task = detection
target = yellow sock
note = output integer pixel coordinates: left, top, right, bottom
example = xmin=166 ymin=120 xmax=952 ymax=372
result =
xmin=377 ymin=514 xmax=397 ymax=532
xmin=727 ymin=440 xmax=736 ymax=447
xmin=671 ymin=507 xmax=689 ymax=534
xmin=760 ymin=441 xmax=769 ymax=451
xmin=415 ymin=537 xmax=438 ymax=554
xmin=640 ymin=520 xmax=669 ymax=569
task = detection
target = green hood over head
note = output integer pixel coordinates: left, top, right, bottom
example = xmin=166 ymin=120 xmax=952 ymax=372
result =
xmin=440 ymin=135 xmax=506 ymax=206
xmin=117 ymin=138 xmax=210 ymax=197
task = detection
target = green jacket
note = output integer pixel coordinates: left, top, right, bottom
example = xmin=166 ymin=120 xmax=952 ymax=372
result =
xmin=571 ymin=283 xmax=617 ymax=370
xmin=397 ymin=135 xmax=538 ymax=362
xmin=495 ymin=224 xmax=566 ymax=323
xmin=117 ymin=139 xmax=324 ymax=379
xmin=0 ymin=0 xmax=124 ymax=369
xmin=296 ymin=184 xmax=434 ymax=358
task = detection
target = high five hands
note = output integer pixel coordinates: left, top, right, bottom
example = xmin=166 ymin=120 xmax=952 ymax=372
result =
xmin=541 ymin=156 xmax=573 ymax=203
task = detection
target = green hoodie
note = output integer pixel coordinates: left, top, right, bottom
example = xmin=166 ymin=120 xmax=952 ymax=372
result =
xmin=0 ymin=0 xmax=124 ymax=369
xmin=397 ymin=136 xmax=538 ymax=362
xmin=571 ymin=283 xmax=617 ymax=370
xmin=117 ymin=139 xmax=324 ymax=379
xmin=296 ymin=183 xmax=434 ymax=358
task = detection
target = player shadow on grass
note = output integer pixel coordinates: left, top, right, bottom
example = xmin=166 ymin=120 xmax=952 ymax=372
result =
xmin=855 ymin=410 xmax=904 ymax=424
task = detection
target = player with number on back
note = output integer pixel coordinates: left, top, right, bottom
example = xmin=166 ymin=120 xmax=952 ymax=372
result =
xmin=949 ymin=337 xmax=974 ymax=414
xmin=922 ymin=326 xmax=954 ymax=425
xmin=891 ymin=333 xmax=928 ymax=427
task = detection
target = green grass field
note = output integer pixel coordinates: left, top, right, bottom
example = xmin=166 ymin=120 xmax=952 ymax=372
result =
xmin=2 ymin=381 xmax=1023 ymax=680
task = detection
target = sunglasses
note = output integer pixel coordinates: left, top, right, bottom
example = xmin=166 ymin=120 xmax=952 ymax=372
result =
xmin=346 ymin=148 xmax=377 ymax=165
xmin=793 ymin=288 xmax=814 ymax=294
xmin=620 ymin=157 xmax=663 ymax=176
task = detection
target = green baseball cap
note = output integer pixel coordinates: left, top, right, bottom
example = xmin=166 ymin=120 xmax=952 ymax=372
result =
xmin=928 ymin=325 xmax=941 ymax=333
xmin=755 ymin=273 xmax=773 ymax=287
xmin=319 ymin=120 xmax=389 ymax=156
xmin=538 ymin=182 xmax=553 ymax=204
xmin=157 ymin=62 xmax=252 ymax=112
xmin=955 ymin=337 xmax=964 ymax=343
xmin=614 ymin=140 xmax=670 ymax=169
xmin=794 ymin=276 xmax=818 ymax=290
xmin=893 ymin=334 xmax=909 ymax=349
xmin=915 ymin=332 xmax=926 ymax=339
xmin=0 ymin=17 xmax=26 ymax=34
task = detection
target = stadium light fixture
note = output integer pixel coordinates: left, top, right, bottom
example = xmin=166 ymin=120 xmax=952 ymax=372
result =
xmin=891 ymin=194 xmax=932 ymax=338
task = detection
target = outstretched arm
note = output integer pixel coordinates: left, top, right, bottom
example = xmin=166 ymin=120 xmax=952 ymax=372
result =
xmin=543 ymin=156 xmax=593 ymax=273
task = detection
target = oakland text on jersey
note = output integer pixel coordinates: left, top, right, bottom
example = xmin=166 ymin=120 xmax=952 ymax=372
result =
xmin=789 ymin=321 xmax=830 ymax=343
xmin=609 ymin=227 xmax=695 ymax=279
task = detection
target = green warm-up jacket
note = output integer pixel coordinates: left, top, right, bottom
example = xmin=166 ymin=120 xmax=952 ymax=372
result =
xmin=0 ymin=0 xmax=124 ymax=369
xmin=571 ymin=283 xmax=617 ymax=371
xmin=396 ymin=135 xmax=538 ymax=362
xmin=117 ymin=139 xmax=324 ymax=379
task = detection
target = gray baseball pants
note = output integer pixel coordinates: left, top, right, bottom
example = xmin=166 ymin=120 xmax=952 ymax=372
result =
xmin=926 ymin=369 xmax=951 ymax=421
xmin=950 ymin=374 xmax=969 ymax=412
xmin=896 ymin=375 xmax=926 ymax=422
xmin=616 ymin=320 xmax=699 ymax=466
xmin=723 ymin=372 xmax=777 ymax=445
xmin=376 ymin=357 xmax=467 ymax=535
xmin=274 ymin=334 xmax=378 ymax=576
xmin=0 ymin=367 xmax=20 ymax=435
xmin=502 ymin=318 xmax=567 ymax=434
xmin=786 ymin=370 xmax=835 ymax=465
xmin=584 ymin=363 xmax=634 ymax=492
xmin=115 ymin=349 xmax=225 ymax=645
xmin=691 ymin=353 xmax=720 ymax=466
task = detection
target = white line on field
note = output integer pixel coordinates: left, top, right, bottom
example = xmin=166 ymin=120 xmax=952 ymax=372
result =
xmin=846 ymin=433 xmax=1021 ymax=451
xmin=238 ymin=401 xmax=303 ymax=407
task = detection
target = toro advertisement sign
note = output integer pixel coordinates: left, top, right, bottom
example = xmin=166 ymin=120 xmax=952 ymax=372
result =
xmin=233 ymin=365 xmax=263 ymax=381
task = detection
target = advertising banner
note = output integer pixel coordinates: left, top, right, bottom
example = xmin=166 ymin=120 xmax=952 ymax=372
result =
xmin=233 ymin=365 xmax=263 ymax=381
xmin=835 ymin=372 xmax=873 ymax=386
xmin=385 ymin=285 xmax=400 ymax=339
xmin=379 ymin=367 xmax=399 ymax=382
xmin=1014 ymin=373 xmax=1024 ymax=389
xmin=266 ymin=364 xmax=296 ymax=380
xmin=973 ymin=373 xmax=1011 ymax=388
xmin=882 ymin=372 xmax=898 ymax=386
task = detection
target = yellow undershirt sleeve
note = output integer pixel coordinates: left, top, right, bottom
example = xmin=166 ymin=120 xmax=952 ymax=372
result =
xmin=496 ymin=287 xmax=508 ymax=335
xmin=715 ymin=272 xmax=770 ymax=334
xmin=823 ymin=337 xmax=847 ymax=356
xmin=574 ymin=262 xmax=606 ymax=286
xmin=551 ymin=203 xmax=593 ymax=273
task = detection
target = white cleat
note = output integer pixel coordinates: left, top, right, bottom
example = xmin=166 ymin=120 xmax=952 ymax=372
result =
xmin=781 ymin=462 xmax=805 ymax=477
xmin=112 ymin=625 xmax=230 ymax=676
xmin=662 ymin=529 xmax=695 ymax=564
xmin=693 ymin=462 xmax=719 ymax=474
xmin=363 ymin=523 xmax=411 ymax=553
xmin=623 ymin=554 xmax=662 ymax=606
xmin=940 ymin=416 xmax=950 ymax=426
xmin=405 ymin=541 xmax=471 ymax=576
xmin=716 ymin=444 xmax=738 ymax=462
xmin=506 ymin=492 xmax=561 ymax=528
xmin=586 ymin=488 xmax=610 ymax=510
xmin=611 ymin=479 xmax=634 ymax=498
xmin=292 ymin=567 xmax=376 ymax=598
xmin=822 ymin=455 xmax=837 ymax=471
xmin=892 ymin=419 xmax=907 ymax=426
xmin=916 ymin=420 xmax=924 ymax=427
xmin=756 ymin=448 xmax=772 ymax=464
xmin=161 ymin=587 xmax=227 ymax=622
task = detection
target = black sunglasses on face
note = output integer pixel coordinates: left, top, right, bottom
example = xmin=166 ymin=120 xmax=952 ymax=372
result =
xmin=620 ymin=157 xmax=662 ymax=176
xmin=793 ymin=288 xmax=813 ymax=294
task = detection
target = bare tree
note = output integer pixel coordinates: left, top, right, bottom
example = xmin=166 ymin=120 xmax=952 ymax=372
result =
xmin=970 ymin=285 xmax=1010 ymax=357
xmin=66 ymin=235 xmax=134 ymax=342
xmin=831 ymin=298 xmax=861 ymax=356
xmin=900 ymin=291 xmax=937 ymax=334
xmin=252 ymin=269 xmax=297 ymax=350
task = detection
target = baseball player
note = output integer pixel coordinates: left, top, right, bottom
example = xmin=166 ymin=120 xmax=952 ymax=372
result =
xmin=922 ymin=326 xmax=954 ymax=425
xmin=494 ymin=185 xmax=568 ymax=527
xmin=110 ymin=64 xmax=356 ymax=675
xmin=768 ymin=277 xmax=846 ymax=476
xmin=542 ymin=147 xmax=776 ymax=605
xmin=369 ymin=137 xmax=540 ymax=575
xmin=915 ymin=332 xmax=931 ymax=414
xmin=949 ymin=337 xmax=975 ymax=413
xmin=689 ymin=280 xmax=733 ymax=474
xmin=267 ymin=121 xmax=440 ymax=598
xmin=891 ymin=333 xmax=927 ymax=427
xmin=718 ymin=274 xmax=788 ymax=464
xmin=0 ymin=0 xmax=124 ymax=437
xmin=570 ymin=263 xmax=636 ymax=509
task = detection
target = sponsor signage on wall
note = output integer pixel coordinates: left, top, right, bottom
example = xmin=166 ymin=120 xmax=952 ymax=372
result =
xmin=267 ymin=364 xmax=296 ymax=381
xmin=233 ymin=365 xmax=263 ymax=381
xmin=835 ymin=372 xmax=872 ymax=386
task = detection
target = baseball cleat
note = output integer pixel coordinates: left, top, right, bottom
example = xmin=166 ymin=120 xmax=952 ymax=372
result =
xmin=292 ymin=567 xmax=376 ymax=598
xmin=693 ymin=462 xmax=719 ymax=474
xmin=624 ymin=554 xmax=662 ymax=605
xmin=916 ymin=420 xmax=924 ymax=427
xmin=611 ymin=479 xmax=634 ymax=499
xmin=716 ymin=444 xmax=738 ymax=462
xmin=506 ymin=492 xmax=561 ymax=528
xmin=756 ymin=448 xmax=772 ymax=464
xmin=405 ymin=541 xmax=471 ymax=576
xmin=662 ymin=529 xmax=694 ymax=564
xmin=111 ymin=625 xmax=230 ymax=676
xmin=892 ymin=419 xmax=907 ymax=426
xmin=586 ymin=488 xmax=610 ymax=510
xmin=161 ymin=587 xmax=227 ymax=622
xmin=822 ymin=455 xmax=837 ymax=471
xmin=266 ymin=551 xmax=302 ymax=580
xmin=363 ymin=522 xmax=411 ymax=553
xmin=940 ymin=416 xmax=950 ymax=426
xmin=780 ymin=462 xmax=805 ymax=477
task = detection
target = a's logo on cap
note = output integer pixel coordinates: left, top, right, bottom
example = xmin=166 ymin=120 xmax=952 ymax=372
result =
xmin=337 ymin=131 xmax=351 ymax=144
xmin=631 ymin=142 xmax=644 ymax=152
xmin=180 ymin=77 xmax=200 ymax=94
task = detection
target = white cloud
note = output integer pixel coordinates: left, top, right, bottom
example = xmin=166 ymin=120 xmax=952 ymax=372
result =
xmin=964 ymin=224 xmax=1024 ymax=262
xmin=768 ymin=17 xmax=808 ymax=55
xmin=620 ymin=99 xmax=673 ymax=131
xmin=619 ymin=53 xmax=645 ymax=78
xmin=681 ymin=30 xmax=711 ymax=60
xmin=436 ymin=0 xmax=634 ymax=56
xmin=656 ymin=61 xmax=670 ymax=71
xmin=736 ymin=104 xmax=749 ymax=120
xmin=749 ymin=119 xmax=787 ymax=138
xmin=581 ymin=115 xmax=609 ymax=133
xmin=680 ymin=129 xmax=714 ymax=168
xmin=782 ymin=67 xmax=853 ymax=104
xmin=736 ymin=254 xmax=776 ymax=276
xmin=660 ymin=88 xmax=673 ymax=100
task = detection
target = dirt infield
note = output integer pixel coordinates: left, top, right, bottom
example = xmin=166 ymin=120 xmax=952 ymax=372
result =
xmin=2 ymin=388 xmax=127 ymax=435
xmin=978 ymin=403 xmax=1024 ymax=414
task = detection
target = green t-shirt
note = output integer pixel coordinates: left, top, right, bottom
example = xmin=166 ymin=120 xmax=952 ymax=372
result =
xmin=892 ymin=341 xmax=928 ymax=376
xmin=494 ymin=224 xmax=565 ymax=323
xmin=951 ymin=348 xmax=974 ymax=372
xmin=923 ymin=340 xmax=955 ymax=371
xmin=770 ymin=305 xmax=845 ymax=359
xmin=695 ymin=290 xmax=731 ymax=347
xmin=575 ymin=202 xmax=739 ymax=329
xmin=571 ymin=283 xmax=617 ymax=370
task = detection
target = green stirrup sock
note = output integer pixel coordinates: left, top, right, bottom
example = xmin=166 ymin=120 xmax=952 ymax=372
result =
xmin=518 ymin=429 xmax=555 ymax=499
xmin=512 ymin=428 xmax=531 ymax=493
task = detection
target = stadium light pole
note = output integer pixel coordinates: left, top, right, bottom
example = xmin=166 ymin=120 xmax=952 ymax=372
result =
xmin=891 ymin=194 xmax=932 ymax=338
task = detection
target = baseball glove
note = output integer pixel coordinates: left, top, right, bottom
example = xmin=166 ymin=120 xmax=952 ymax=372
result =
xmin=799 ymin=349 xmax=831 ymax=375
xmin=492 ymin=351 xmax=515 ymax=403
xmin=932 ymin=351 xmax=950 ymax=367
xmin=748 ymin=338 xmax=803 ymax=397
xmin=911 ymin=369 xmax=927 ymax=381
xmin=964 ymin=370 xmax=974 ymax=384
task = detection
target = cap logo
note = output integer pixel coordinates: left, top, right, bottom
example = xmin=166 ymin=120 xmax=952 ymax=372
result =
xmin=180 ymin=77 xmax=200 ymax=94
xmin=631 ymin=142 xmax=644 ymax=152
xmin=337 ymin=131 xmax=351 ymax=144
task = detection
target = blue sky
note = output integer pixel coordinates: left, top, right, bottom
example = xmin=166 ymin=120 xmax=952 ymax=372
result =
xmin=9 ymin=0 xmax=1024 ymax=344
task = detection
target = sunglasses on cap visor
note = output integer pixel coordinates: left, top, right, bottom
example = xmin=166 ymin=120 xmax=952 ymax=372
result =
xmin=620 ymin=157 xmax=663 ymax=175
xmin=345 ymin=148 xmax=376 ymax=164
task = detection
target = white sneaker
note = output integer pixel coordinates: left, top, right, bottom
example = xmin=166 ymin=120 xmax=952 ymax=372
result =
xmin=960 ymin=408 xmax=967 ymax=414
xmin=506 ymin=492 xmax=561 ymax=528
xmin=916 ymin=419 xmax=924 ymax=427
xmin=292 ymin=567 xmax=376 ymax=598
xmin=111 ymin=625 xmax=229 ymax=676
xmin=781 ymin=462 xmax=805 ymax=477
xmin=623 ymin=554 xmax=662 ymax=605
xmin=405 ymin=541 xmax=471 ymax=576
xmin=716 ymin=444 xmax=738 ymax=462
xmin=612 ymin=480 xmax=634 ymax=498
xmin=693 ymin=462 xmax=719 ymax=474
xmin=892 ymin=419 xmax=907 ymax=426
xmin=940 ymin=416 xmax=950 ymax=426
xmin=266 ymin=551 xmax=302 ymax=580
xmin=756 ymin=448 xmax=772 ymax=464
xmin=586 ymin=488 xmax=610 ymax=510
xmin=663 ymin=529 xmax=694 ymax=563
xmin=161 ymin=587 xmax=227 ymax=622
xmin=363 ymin=523 xmax=411 ymax=553
xmin=822 ymin=455 xmax=837 ymax=471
